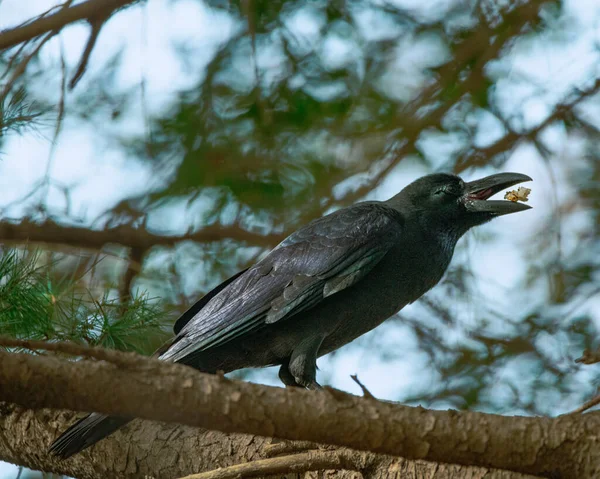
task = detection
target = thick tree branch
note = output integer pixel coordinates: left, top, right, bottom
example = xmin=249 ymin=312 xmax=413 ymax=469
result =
xmin=0 ymin=0 xmax=138 ymax=52
xmin=0 ymin=405 xmax=541 ymax=479
xmin=0 ymin=218 xmax=284 ymax=252
xmin=0 ymin=347 xmax=597 ymax=478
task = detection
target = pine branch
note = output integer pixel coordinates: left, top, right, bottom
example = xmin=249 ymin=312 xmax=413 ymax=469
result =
xmin=0 ymin=250 xmax=170 ymax=354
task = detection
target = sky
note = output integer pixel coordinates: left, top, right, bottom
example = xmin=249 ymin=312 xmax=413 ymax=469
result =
xmin=1 ymin=0 xmax=599 ymax=477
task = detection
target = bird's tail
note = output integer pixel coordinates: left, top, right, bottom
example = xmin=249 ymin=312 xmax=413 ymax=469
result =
xmin=49 ymin=413 xmax=131 ymax=459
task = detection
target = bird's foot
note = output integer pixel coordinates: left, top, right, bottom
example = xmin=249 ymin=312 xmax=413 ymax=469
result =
xmin=291 ymin=376 xmax=323 ymax=390
xmin=307 ymin=381 xmax=323 ymax=391
xmin=278 ymin=362 xmax=301 ymax=388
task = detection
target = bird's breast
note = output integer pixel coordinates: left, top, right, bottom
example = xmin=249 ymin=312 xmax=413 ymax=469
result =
xmin=316 ymin=233 xmax=456 ymax=355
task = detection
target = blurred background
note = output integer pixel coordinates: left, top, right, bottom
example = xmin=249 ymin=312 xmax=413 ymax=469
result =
xmin=0 ymin=0 xmax=599 ymax=476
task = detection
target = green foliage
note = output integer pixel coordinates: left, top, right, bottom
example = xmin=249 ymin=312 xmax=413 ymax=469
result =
xmin=0 ymin=86 xmax=49 ymax=137
xmin=0 ymin=250 xmax=171 ymax=355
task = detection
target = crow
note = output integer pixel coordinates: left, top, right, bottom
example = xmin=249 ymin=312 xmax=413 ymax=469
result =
xmin=50 ymin=172 xmax=532 ymax=458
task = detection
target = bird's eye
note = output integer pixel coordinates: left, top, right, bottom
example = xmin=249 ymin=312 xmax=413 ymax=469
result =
xmin=432 ymin=185 xmax=460 ymax=201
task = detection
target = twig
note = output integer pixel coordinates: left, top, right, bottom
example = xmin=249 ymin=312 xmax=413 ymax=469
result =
xmin=350 ymin=374 xmax=376 ymax=399
xmin=566 ymin=393 xmax=600 ymax=415
xmin=0 ymin=41 xmax=30 ymax=81
xmin=177 ymin=449 xmax=363 ymax=479
xmin=575 ymin=348 xmax=600 ymax=365
xmin=263 ymin=440 xmax=319 ymax=457
xmin=69 ymin=16 xmax=105 ymax=89
xmin=0 ymin=31 xmax=56 ymax=105
xmin=563 ymin=345 xmax=600 ymax=414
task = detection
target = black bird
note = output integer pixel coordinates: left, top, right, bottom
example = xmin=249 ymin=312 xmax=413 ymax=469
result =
xmin=50 ymin=172 xmax=532 ymax=458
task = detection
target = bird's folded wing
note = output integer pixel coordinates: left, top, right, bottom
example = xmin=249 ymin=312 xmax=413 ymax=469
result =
xmin=159 ymin=203 xmax=404 ymax=363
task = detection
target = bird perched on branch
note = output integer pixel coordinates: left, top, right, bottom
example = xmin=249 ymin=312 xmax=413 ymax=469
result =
xmin=50 ymin=171 xmax=532 ymax=458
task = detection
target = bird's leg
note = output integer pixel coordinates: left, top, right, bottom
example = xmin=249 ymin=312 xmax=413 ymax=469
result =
xmin=288 ymin=335 xmax=325 ymax=390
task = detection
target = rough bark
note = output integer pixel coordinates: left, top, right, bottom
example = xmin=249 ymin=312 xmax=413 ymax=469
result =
xmin=0 ymin=347 xmax=597 ymax=478
xmin=0 ymin=404 xmax=542 ymax=479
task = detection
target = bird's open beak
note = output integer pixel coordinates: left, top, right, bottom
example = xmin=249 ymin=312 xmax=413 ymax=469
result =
xmin=463 ymin=172 xmax=533 ymax=216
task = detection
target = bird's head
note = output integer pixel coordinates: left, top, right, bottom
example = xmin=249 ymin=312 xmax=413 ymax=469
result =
xmin=393 ymin=172 xmax=532 ymax=235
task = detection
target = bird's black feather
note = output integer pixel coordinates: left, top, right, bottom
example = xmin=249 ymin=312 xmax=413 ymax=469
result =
xmin=173 ymin=268 xmax=248 ymax=335
xmin=49 ymin=413 xmax=130 ymax=459
xmin=159 ymin=203 xmax=404 ymax=362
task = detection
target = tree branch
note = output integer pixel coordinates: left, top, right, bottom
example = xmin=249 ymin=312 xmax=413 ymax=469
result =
xmin=0 ymin=32 xmax=56 ymax=104
xmin=0 ymin=0 xmax=139 ymax=52
xmin=178 ymin=450 xmax=362 ymax=479
xmin=0 ymin=218 xmax=284 ymax=253
xmin=0 ymin=346 xmax=597 ymax=478
xmin=0 ymin=404 xmax=541 ymax=479
xmin=567 ymin=394 xmax=600 ymax=415
xmin=68 ymin=16 xmax=105 ymax=89
xmin=576 ymin=348 xmax=600 ymax=365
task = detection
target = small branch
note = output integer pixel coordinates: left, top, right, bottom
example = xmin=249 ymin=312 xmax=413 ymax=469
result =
xmin=0 ymin=31 xmax=56 ymax=104
xmin=568 ymin=348 xmax=600 ymax=414
xmin=0 ymin=0 xmax=138 ymax=52
xmin=178 ymin=449 xmax=363 ymax=479
xmin=566 ymin=393 xmax=600 ymax=415
xmin=576 ymin=348 xmax=600 ymax=365
xmin=350 ymin=374 xmax=376 ymax=399
xmin=0 ymin=41 xmax=30 ymax=81
xmin=263 ymin=440 xmax=319 ymax=457
xmin=69 ymin=17 xmax=105 ymax=89
xmin=0 ymin=218 xmax=284 ymax=254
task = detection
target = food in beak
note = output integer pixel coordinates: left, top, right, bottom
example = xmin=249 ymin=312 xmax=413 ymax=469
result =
xmin=504 ymin=186 xmax=531 ymax=203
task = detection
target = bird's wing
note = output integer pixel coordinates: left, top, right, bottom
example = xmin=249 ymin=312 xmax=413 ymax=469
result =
xmin=160 ymin=203 xmax=404 ymax=363
xmin=173 ymin=268 xmax=248 ymax=335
